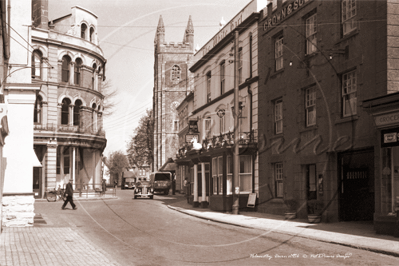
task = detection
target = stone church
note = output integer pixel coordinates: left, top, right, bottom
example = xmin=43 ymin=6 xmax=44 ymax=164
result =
xmin=153 ymin=15 xmax=194 ymax=171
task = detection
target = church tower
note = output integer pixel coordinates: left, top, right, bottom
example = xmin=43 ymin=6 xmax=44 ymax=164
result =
xmin=153 ymin=15 xmax=194 ymax=171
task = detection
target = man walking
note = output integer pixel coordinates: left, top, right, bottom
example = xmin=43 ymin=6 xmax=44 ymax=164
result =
xmin=62 ymin=179 xmax=77 ymax=210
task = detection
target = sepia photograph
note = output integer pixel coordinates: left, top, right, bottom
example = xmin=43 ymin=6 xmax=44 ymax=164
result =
xmin=1 ymin=0 xmax=399 ymax=265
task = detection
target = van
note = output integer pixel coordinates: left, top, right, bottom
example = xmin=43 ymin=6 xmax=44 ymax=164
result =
xmin=149 ymin=172 xmax=172 ymax=195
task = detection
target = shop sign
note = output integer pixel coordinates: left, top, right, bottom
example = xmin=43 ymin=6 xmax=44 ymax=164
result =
xmin=188 ymin=120 xmax=199 ymax=133
xmin=185 ymin=134 xmax=199 ymax=143
xmin=263 ymin=0 xmax=313 ymax=32
xmin=375 ymin=112 xmax=399 ymax=127
xmin=381 ymin=128 xmax=399 ymax=147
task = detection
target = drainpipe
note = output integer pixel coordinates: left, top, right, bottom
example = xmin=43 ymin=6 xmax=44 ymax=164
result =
xmin=247 ymin=84 xmax=254 ymax=193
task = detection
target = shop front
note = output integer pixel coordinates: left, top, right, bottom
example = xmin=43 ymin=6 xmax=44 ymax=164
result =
xmin=363 ymin=92 xmax=399 ymax=236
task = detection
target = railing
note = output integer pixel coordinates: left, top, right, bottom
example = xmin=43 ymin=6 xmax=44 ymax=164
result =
xmin=177 ymin=130 xmax=258 ymax=158
xmin=34 ymin=123 xmax=57 ymax=131
xmin=73 ymin=182 xmax=117 ymax=198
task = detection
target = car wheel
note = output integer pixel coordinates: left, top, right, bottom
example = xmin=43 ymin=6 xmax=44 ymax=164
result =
xmin=134 ymin=195 xmax=137 ymax=199
xmin=164 ymin=190 xmax=169 ymax=195
xmin=150 ymin=195 xmax=153 ymax=199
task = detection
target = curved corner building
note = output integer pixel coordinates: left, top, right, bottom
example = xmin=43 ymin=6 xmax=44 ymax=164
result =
xmin=32 ymin=5 xmax=107 ymax=197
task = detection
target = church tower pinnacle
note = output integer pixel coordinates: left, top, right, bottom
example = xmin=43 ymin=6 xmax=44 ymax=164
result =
xmin=154 ymin=15 xmax=165 ymax=48
xmin=183 ymin=15 xmax=194 ymax=50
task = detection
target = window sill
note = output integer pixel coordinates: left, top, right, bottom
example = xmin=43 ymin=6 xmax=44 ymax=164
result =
xmin=271 ymin=68 xmax=285 ymax=78
xmin=299 ymin=126 xmax=318 ymax=133
xmin=335 ymin=29 xmax=359 ymax=45
xmin=334 ymin=115 xmax=359 ymax=125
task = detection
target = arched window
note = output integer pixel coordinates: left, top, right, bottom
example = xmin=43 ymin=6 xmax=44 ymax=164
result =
xmin=61 ymin=98 xmax=71 ymax=125
xmin=171 ymin=65 xmax=181 ymax=84
xmin=92 ymin=103 xmax=97 ymax=132
xmin=73 ymin=100 xmax=82 ymax=126
xmin=74 ymin=58 xmax=82 ymax=85
xmin=62 ymin=55 xmax=71 ymax=83
xmin=34 ymin=95 xmax=43 ymax=124
xmin=92 ymin=63 xmax=97 ymax=90
xmin=81 ymin=23 xmax=87 ymax=39
xmin=90 ymin=27 xmax=95 ymax=42
xmin=32 ymin=50 xmax=42 ymax=79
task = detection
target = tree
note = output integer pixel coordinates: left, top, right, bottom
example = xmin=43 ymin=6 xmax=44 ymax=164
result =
xmin=126 ymin=109 xmax=154 ymax=168
xmin=105 ymin=150 xmax=129 ymax=183
xmin=100 ymin=79 xmax=118 ymax=117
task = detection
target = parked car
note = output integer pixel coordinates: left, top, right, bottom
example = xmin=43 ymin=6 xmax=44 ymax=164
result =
xmin=149 ymin=172 xmax=172 ymax=195
xmin=134 ymin=180 xmax=153 ymax=199
xmin=123 ymin=177 xmax=136 ymax=190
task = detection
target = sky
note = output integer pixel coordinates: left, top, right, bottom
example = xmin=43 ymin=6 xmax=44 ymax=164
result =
xmin=48 ymin=0 xmax=257 ymax=157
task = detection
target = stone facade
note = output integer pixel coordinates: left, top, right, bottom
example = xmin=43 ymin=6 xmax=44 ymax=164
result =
xmin=153 ymin=16 xmax=194 ymax=171
xmin=2 ymin=195 xmax=35 ymax=227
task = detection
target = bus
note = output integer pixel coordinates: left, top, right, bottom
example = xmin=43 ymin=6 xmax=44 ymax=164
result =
xmin=149 ymin=172 xmax=172 ymax=195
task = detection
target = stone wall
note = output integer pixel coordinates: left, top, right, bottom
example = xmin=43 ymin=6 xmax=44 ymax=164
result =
xmin=2 ymin=195 xmax=35 ymax=227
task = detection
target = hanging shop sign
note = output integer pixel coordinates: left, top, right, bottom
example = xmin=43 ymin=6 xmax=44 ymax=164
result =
xmin=381 ymin=128 xmax=399 ymax=147
xmin=185 ymin=134 xmax=199 ymax=143
xmin=188 ymin=120 xmax=199 ymax=134
xmin=263 ymin=0 xmax=313 ymax=32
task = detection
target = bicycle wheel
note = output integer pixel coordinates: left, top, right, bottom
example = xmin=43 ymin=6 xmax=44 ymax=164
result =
xmin=46 ymin=192 xmax=57 ymax=202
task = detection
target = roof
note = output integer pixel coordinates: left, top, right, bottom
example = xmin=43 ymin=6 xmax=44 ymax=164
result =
xmin=159 ymin=158 xmax=177 ymax=172
xmin=122 ymin=170 xmax=136 ymax=178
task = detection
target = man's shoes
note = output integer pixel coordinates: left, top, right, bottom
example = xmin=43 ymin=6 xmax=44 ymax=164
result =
xmin=73 ymin=207 xmax=78 ymax=210
xmin=62 ymin=207 xmax=65 ymax=210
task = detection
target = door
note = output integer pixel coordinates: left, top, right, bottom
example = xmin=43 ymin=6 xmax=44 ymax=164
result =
xmin=33 ymin=167 xmax=41 ymax=198
xmin=339 ymin=150 xmax=374 ymax=221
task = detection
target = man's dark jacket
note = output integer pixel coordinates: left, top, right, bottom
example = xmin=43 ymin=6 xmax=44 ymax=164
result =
xmin=65 ymin=182 xmax=73 ymax=196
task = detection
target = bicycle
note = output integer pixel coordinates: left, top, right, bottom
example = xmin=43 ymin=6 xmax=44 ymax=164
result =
xmin=46 ymin=187 xmax=65 ymax=202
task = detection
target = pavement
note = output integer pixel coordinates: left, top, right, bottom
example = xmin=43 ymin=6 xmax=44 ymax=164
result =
xmin=1 ymin=191 xmax=399 ymax=266
xmin=166 ymin=194 xmax=399 ymax=258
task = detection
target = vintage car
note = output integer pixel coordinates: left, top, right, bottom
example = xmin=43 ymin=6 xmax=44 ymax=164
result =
xmin=133 ymin=180 xmax=153 ymax=199
xmin=149 ymin=172 xmax=172 ymax=195
xmin=123 ymin=177 xmax=136 ymax=190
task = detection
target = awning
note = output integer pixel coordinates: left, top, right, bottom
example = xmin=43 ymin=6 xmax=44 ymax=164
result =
xmin=159 ymin=158 xmax=177 ymax=172
xmin=32 ymin=149 xmax=42 ymax=167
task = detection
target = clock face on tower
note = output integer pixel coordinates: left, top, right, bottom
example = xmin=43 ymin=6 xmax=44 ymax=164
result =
xmin=171 ymin=101 xmax=179 ymax=110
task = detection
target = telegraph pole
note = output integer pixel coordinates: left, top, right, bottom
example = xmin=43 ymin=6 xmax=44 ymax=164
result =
xmin=232 ymin=30 xmax=240 ymax=215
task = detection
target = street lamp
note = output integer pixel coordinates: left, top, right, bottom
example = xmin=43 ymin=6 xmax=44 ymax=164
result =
xmin=232 ymin=30 xmax=240 ymax=215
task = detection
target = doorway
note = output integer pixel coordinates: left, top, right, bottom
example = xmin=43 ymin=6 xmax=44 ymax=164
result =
xmin=339 ymin=150 xmax=374 ymax=221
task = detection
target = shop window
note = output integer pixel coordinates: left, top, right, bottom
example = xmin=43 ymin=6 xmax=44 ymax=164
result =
xmin=212 ymin=158 xmax=218 ymax=195
xmin=306 ymin=164 xmax=317 ymax=200
xmin=275 ymin=35 xmax=284 ymax=71
xmin=342 ymin=0 xmax=357 ymax=36
xmin=239 ymin=155 xmax=252 ymax=193
xmin=275 ymin=162 xmax=283 ymax=198
xmin=34 ymin=95 xmax=42 ymax=124
xmin=31 ymin=50 xmax=42 ymax=79
xmin=220 ymin=61 xmax=225 ymax=95
xmin=305 ymin=87 xmax=316 ymax=127
xmin=73 ymin=100 xmax=82 ymax=126
xmin=274 ymin=98 xmax=283 ymax=134
xmin=206 ymin=71 xmax=211 ymax=103
xmin=63 ymin=147 xmax=70 ymax=174
xmin=212 ymin=156 xmax=224 ymax=195
xmin=382 ymin=147 xmax=399 ymax=215
xmin=227 ymin=155 xmax=252 ymax=194
xmin=342 ymin=70 xmax=357 ymax=117
xmin=305 ymin=13 xmax=317 ymax=55
xmin=61 ymin=55 xmax=71 ymax=83
xmin=61 ymin=98 xmax=71 ymax=125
